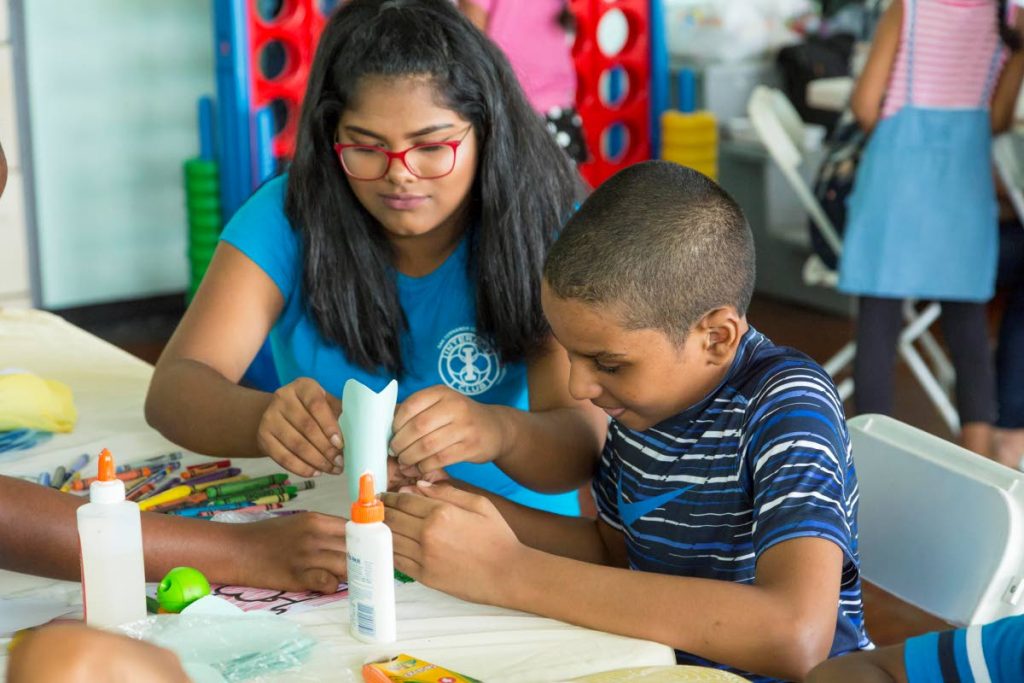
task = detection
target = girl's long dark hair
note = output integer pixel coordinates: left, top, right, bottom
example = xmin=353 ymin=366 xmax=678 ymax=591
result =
xmin=285 ymin=0 xmax=580 ymax=376
xmin=998 ymin=0 xmax=1022 ymax=51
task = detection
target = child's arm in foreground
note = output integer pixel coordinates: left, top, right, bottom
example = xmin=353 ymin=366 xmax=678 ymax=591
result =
xmin=806 ymin=645 xmax=906 ymax=683
xmin=0 ymin=475 xmax=347 ymax=592
xmin=8 ymin=624 xmax=190 ymax=683
xmin=383 ymin=482 xmax=842 ymax=682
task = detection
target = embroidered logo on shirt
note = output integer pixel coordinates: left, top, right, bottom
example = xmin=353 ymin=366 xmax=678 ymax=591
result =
xmin=437 ymin=327 xmax=505 ymax=396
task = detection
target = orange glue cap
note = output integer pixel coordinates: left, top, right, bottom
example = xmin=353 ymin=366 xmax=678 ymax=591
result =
xmin=351 ymin=472 xmax=383 ymax=523
xmin=97 ymin=448 xmax=115 ymax=481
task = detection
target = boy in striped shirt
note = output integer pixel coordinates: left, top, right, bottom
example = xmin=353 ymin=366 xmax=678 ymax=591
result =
xmin=383 ymin=161 xmax=871 ymax=681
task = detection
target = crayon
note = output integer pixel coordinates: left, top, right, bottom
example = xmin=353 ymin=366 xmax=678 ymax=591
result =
xmin=189 ymin=503 xmax=287 ymax=519
xmin=127 ymin=467 xmax=175 ymax=502
xmin=204 ymin=485 xmax=299 ymax=507
xmin=58 ymin=453 xmax=91 ymax=492
xmin=171 ymin=501 xmax=249 ymax=517
xmin=149 ymin=493 xmax=210 ymax=514
xmin=117 ymin=451 xmax=182 ymax=473
xmin=139 ymin=476 xmax=182 ymax=501
xmin=38 ymin=472 xmax=50 ymax=487
xmin=59 ymin=472 xmax=81 ymax=494
xmin=138 ymin=485 xmax=193 ymax=512
xmin=229 ymin=503 xmax=285 ymax=514
xmin=202 ymin=473 xmax=287 ymax=498
xmin=192 ymin=474 xmax=249 ymax=491
xmin=249 ymin=492 xmax=295 ymax=506
xmin=185 ymin=467 xmax=241 ymax=486
xmin=75 ymin=466 xmax=157 ymax=490
xmin=50 ymin=466 xmax=66 ymax=490
xmin=181 ymin=460 xmax=231 ymax=477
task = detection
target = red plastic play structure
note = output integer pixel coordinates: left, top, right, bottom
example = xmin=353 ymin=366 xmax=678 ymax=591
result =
xmin=247 ymin=2 xmax=331 ymax=159
xmin=569 ymin=0 xmax=652 ymax=187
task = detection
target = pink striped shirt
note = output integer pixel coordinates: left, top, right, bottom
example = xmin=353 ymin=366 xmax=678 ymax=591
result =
xmin=882 ymin=0 xmax=1008 ymax=118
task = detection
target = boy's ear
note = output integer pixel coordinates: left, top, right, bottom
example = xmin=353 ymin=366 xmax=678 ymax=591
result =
xmin=699 ymin=307 xmax=744 ymax=365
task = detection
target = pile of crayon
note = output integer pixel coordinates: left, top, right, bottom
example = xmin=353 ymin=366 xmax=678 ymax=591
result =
xmin=61 ymin=451 xmax=312 ymax=519
xmin=137 ymin=467 xmax=314 ymax=518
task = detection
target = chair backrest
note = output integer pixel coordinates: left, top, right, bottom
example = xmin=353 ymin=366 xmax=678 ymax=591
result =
xmin=994 ymin=133 xmax=1024 ymax=225
xmin=747 ymin=86 xmax=843 ymax=258
xmin=849 ymin=414 xmax=1024 ymax=626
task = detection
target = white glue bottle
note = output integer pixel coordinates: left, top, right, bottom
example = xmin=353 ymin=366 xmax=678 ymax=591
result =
xmin=76 ymin=448 xmax=146 ymax=628
xmin=346 ymin=471 xmax=397 ymax=643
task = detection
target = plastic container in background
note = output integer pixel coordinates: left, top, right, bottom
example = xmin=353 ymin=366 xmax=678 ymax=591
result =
xmin=346 ymin=472 xmax=396 ymax=644
xmin=76 ymin=448 xmax=147 ymax=628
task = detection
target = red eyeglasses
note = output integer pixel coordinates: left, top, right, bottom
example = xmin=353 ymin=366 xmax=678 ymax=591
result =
xmin=334 ymin=127 xmax=472 ymax=181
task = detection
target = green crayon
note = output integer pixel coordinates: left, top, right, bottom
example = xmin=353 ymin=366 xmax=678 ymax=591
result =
xmin=203 ymin=473 xmax=287 ymax=498
xmin=205 ymin=485 xmax=298 ymax=507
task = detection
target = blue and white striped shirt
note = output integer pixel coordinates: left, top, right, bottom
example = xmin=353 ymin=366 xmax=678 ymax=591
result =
xmin=905 ymin=614 xmax=1024 ymax=682
xmin=593 ymin=327 xmax=870 ymax=681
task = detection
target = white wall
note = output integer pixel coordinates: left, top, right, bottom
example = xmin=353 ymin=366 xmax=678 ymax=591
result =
xmin=0 ymin=0 xmax=30 ymax=308
xmin=22 ymin=1 xmax=213 ymax=308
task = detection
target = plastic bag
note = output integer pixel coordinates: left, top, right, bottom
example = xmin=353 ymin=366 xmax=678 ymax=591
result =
xmin=118 ymin=613 xmax=319 ymax=682
xmin=665 ymin=0 xmax=818 ymax=63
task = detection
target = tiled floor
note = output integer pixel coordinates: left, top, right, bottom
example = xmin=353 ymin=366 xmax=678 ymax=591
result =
xmin=91 ymin=292 xmax=961 ymax=647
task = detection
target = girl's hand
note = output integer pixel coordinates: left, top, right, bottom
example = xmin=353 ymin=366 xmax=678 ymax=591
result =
xmin=256 ymin=378 xmax=344 ymax=477
xmin=381 ymin=481 xmax=525 ymax=605
xmin=236 ymin=512 xmax=348 ymax=593
xmin=389 ymin=385 xmax=505 ymax=475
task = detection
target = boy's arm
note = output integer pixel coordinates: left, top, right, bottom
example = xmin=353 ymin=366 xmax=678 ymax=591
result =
xmin=0 ymin=475 xmax=347 ymax=592
xmin=384 ymin=483 xmax=842 ymax=682
xmin=806 ymin=645 xmax=907 ymax=683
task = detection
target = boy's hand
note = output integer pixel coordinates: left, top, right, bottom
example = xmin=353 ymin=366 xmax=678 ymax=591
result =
xmin=386 ymin=458 xmax=450 ymax=491
xmin=256 ymin=377 xmax=344 ymax=477
xmin=381 ymin=481 xmax=525 ymax=605
xmin=390 ymin=385 xmax=506 ymax=475
xmin=236 ymin=512 xmax=348 ymax=593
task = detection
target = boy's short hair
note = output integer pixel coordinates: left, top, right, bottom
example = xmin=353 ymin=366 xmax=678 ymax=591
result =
xmin=544 ymin=161 xmax=755 ymax=341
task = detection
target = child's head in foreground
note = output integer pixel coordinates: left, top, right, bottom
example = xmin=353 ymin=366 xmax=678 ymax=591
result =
xmin=543 ymin=161 xmax=755 ymax=432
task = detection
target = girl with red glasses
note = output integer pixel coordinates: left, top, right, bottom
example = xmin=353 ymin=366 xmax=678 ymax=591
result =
xmin=146 ymin=0 xmax=605 ymax=517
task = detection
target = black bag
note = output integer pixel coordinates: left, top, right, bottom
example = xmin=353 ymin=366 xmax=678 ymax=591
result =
xmin=776 ymin=34 xmax=856 ymax=133
xmin=809 ymin=115 xmax=869 ymax=270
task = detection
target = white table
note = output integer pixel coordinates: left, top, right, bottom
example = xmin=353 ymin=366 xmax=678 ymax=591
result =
xmin=0 ymin=309 xmax=674 ymax=682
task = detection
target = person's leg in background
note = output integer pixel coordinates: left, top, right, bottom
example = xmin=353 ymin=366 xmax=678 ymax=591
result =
xmin=995 ymin=220 xmax=1024 ymax=468
xmin=854 ymin=295 xmax=904 ymax=416
xmin=939 ymin=301 xmax=997 ymax=458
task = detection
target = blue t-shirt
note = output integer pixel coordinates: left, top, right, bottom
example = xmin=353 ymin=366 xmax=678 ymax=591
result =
xmin=593 ymin=327 xmax=871 ymax=681
xmin=905 ymin=615 xmax=1024 ymax=682
xmin=220 ymin=176 xmax=579 ymax=515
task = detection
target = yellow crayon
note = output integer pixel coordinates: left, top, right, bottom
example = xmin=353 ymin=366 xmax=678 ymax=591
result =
xmin=59 ymin=472 xmax=81 ymax=494
xmin=138 ymin=485 xmax=193 ymax=512
xmin=249 ymin=493 xmax=294 ymax=506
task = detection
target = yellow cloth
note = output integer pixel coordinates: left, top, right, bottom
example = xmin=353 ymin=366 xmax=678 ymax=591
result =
xmin=0 ymin=373 xmax=77 ymax=433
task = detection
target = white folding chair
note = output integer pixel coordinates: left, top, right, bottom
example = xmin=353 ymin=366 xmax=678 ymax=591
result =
xmin=747 ymin=86 xmax=959 ymax=434
xmin=850 ymin=414 xmax=1024 ymax=625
